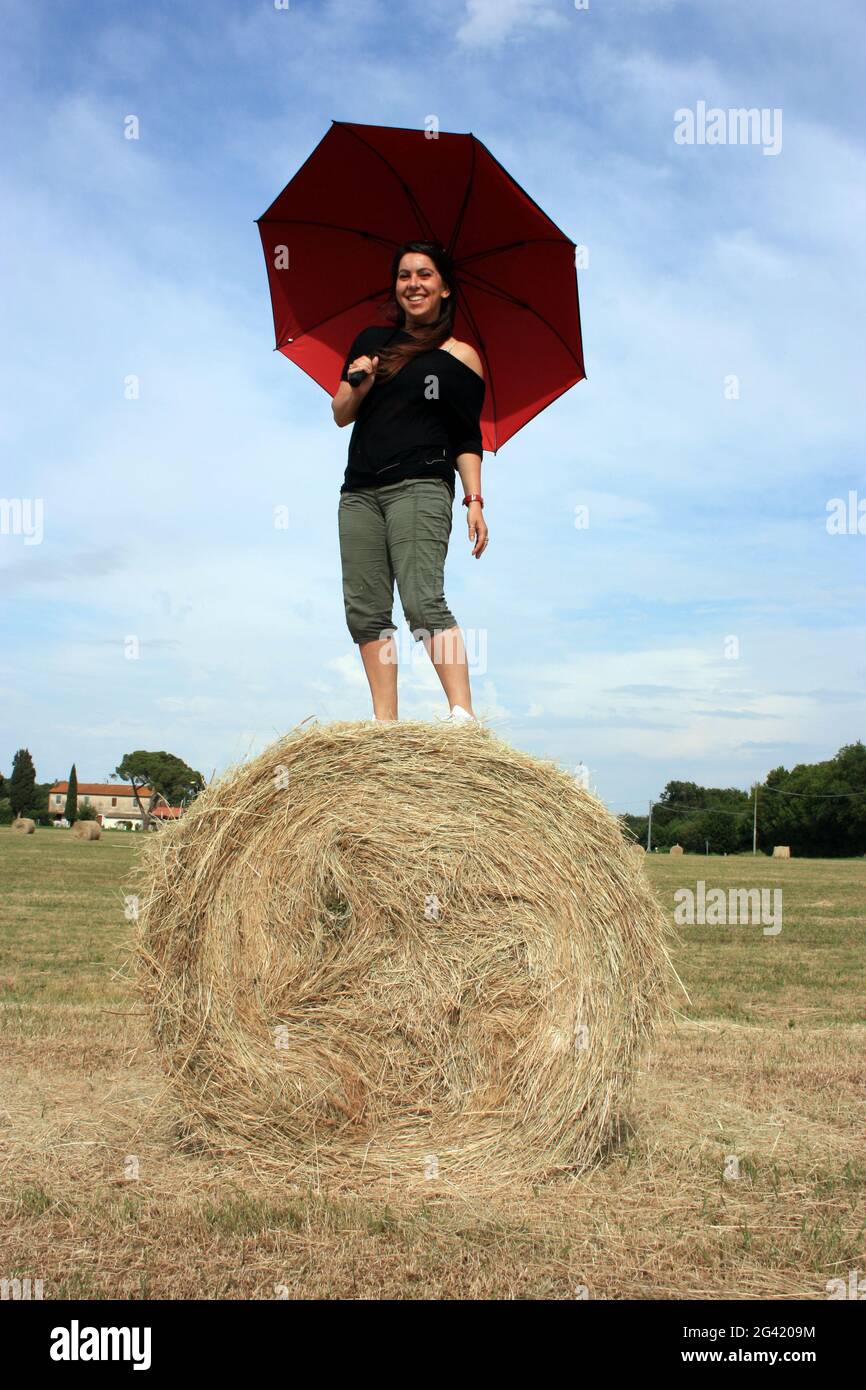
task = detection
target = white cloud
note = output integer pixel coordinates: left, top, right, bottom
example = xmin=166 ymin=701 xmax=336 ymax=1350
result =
xmin=456 ymin=0 xmax=568 ymax=50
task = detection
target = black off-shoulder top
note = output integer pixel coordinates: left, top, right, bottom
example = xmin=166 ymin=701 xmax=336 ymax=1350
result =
xmin=338 ymin=325 xmax=485 ymax=495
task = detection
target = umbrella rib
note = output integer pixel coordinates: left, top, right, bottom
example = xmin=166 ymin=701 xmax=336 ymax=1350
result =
xmin=457 ymin=266 xmax=584 ymax=373
xmin=455 ymin=235 xmax=570 ymax=266
xmin=275 ymin=286 xmax=395 ymax=349
xmin=472 ymin=132 xmax=576 ymax=245
xmin=446 ymin=136 xmax=476 ymax=261
xmin=336 ymin=123 xmax=438 ymax=242
xmin=500 ymin=374 xmax=586 ymax=451
xmin=505 ymin=375 xmax=586 ymax=444
xmin=258 ymin=217 xmax=402 ymax=252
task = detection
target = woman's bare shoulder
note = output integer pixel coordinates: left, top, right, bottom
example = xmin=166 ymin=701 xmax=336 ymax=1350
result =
xmin=448 ymin=340 xmax=484 ymax=378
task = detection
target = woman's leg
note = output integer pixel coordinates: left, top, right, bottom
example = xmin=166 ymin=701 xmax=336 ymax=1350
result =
xmin=338 ymin=490 xmax=399 ymax=718
xmin=359 ymin=635 xmax=398 ymax=719
xmin=385 ymin=480 xmax=474 ymax=715
xmin=421 ymin=626 xmax=474 ymax=715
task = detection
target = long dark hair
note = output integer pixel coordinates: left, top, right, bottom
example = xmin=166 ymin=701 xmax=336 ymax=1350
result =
xmin=374 ymin=241 xmax=457 ymax=383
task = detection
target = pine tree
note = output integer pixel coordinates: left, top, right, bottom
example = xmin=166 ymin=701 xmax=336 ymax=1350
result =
xmin=9 ymin=749 xmax=37 ymax=818
xmin=66 ymin=763 xmax=78 ymax=825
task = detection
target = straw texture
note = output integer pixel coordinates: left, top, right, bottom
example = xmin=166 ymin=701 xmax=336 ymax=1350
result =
xmin=136 ymin=721 xmax=673 ymax=1191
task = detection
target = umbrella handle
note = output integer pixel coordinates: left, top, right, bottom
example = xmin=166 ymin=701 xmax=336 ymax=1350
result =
xmin=347 ymin=369 xmax=368 ymax=387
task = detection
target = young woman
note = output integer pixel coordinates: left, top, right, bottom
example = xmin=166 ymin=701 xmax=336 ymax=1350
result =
xmin=332 ymin=241 xmax=488 ymax=723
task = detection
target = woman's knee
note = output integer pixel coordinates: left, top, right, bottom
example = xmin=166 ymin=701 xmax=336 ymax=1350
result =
xmin=401 ymin=593 xmax=458 ymax=641
xmin=344 ymin=598 xmax=397 ymax=645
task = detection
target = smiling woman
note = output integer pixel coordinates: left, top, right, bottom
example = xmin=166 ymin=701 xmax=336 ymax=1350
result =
xmin=331 ymin=242 xmax=487 ymax=724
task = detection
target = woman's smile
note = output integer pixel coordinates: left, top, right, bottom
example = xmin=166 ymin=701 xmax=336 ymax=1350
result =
xmin=396 ymin=253 xmax=451 ymax=323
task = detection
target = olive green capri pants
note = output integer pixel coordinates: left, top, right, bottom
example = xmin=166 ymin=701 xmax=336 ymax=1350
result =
xmin=338 ymin=477 xmax=458 ymax=644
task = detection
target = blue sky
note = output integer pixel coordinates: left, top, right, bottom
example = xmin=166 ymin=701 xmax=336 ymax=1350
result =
xmin=1 ymin=0 xmax=864 ymax=814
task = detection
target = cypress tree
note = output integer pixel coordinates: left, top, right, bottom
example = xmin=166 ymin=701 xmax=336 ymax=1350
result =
xmin=66 ymin=763 xmax=78 ymax=825
xmin=9 ymin=749 xmax=37 ymax=818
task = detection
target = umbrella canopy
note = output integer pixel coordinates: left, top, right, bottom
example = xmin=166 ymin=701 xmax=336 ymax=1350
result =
xmin=257 ymin=120 xmax=585 ymax=452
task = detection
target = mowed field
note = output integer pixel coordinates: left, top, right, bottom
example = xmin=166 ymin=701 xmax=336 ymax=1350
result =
xmin=0 ymin=826 xmax=863 ymax=1300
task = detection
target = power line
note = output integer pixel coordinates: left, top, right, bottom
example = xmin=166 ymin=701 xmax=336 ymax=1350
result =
xmin=760 ymin=785 xmax=866 ymax=799
xmin=616 ymin=787 xmax=866 ymax=815
xmin=620 ymin=800 xmax=749 ymax=817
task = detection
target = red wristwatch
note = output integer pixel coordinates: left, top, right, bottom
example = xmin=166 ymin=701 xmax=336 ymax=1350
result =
xmin=462 ymin=494 xmax=484 ymax=508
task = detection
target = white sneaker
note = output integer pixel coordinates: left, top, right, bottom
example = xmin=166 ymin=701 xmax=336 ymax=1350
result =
xmin=445 ymin=705 xmax=477 ymax=724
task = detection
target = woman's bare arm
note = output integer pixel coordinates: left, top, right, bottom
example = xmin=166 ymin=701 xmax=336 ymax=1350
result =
xmin=332 ymin=354 xmax=379 ymax=427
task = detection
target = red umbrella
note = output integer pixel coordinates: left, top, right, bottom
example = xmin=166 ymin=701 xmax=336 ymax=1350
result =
xmin=257 ymin=121 xmax=585 ymax=453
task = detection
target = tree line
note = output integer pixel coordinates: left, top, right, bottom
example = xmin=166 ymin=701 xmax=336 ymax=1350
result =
xmin=0 ymin=749 xmax=205 ymax=827
xmin=621 ymin=741 xmax=866 ymax=857
xmin=5 ymin=741 xmax=864 ymax=855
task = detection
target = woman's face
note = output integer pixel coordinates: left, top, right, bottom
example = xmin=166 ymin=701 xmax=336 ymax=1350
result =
xmin=395 ymin=253 xmax=450 ymax=327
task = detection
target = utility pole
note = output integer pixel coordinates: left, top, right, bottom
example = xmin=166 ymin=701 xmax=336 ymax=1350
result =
xmin=752 ymin=778 xmax=759 ymax=855
xmin=647 ymin=800 xmax=653 ymax=853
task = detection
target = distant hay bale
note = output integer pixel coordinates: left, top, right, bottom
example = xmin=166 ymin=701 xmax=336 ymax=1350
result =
xmin=11 ymin=817 xmax=36 ymax=834
xmin=669 ymin=843 xmax=684 ymax=856
xmin=71 ymin=821 xmax=101 ymax=841
xmin=136 ymin=721 xmax=674 ymax=1191
xmin=772 ymin=845 xmax=791 ymax=859
xmin=628 ymin=842 xmax=646 ymax=860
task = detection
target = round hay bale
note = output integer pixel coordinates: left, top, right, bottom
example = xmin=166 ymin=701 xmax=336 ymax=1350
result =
xmin=669 ymin=843 xmax=684 ymax=856
xmin=11 ymin=817 xmax=36 ymax=834
xmin=627 ymin=843 xmax=648 ymax=875
xmin=137 ymin=721 xmax=674 ymax=1191
xmin=772 ymin=845 xmax=791 ymax=859
xmin=71 ymin=820 xmax=101 ymax=841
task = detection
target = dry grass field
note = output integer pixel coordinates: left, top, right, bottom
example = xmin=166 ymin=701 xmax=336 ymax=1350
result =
xmin=1 ymin=826 xmax=863 ymax=1299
